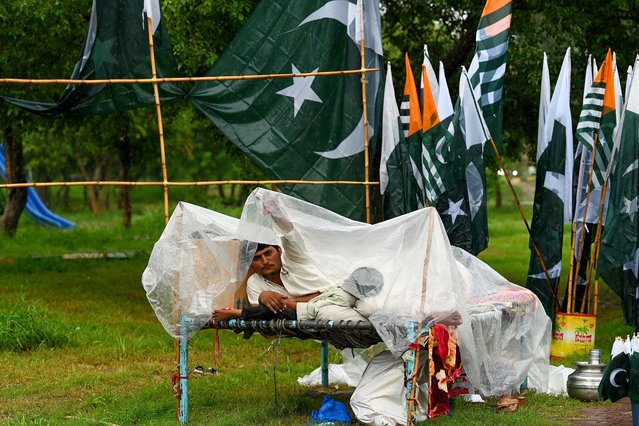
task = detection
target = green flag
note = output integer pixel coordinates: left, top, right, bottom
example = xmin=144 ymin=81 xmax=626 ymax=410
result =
xmin=467 ymin=0 xmax=512 ymax=154
xmin=434 ymin=68 xmax=490 ymax=254
xmin=2 ymin=0 xmax=183 ymax=117
xmin=526 ymin=49 xmax=573 ymax=318
xmin=457 ymin=68 xmax=490 ymax=255
xmin=598 ymin=55 xmax=639 ymax=329
xmin=189 ymin=0 xmax=383 ymax=222
xmin=599 ymin=351 xmax=630 ymax=402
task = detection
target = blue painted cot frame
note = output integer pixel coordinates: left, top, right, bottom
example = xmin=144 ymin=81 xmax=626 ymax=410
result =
xmin=176 ymin=316 xmax=387 ymax=424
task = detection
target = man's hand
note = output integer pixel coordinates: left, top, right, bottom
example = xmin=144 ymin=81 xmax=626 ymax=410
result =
xmin=259 ymin=291 xmax=289 ymax=314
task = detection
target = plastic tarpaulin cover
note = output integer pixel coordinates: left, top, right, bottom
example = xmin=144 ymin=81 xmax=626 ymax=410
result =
xmin=142 ymin=188 xmax=550 ymax=397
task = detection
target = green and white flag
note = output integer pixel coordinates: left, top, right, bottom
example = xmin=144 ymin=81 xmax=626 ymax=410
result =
xmin=190 ymin=0 xmax=383 ymax=222
xmin=599 ymin=350 xmax=630 ymax=402
xmin=380 ymin=63 xmax=412 ymax=219
xmin=467 ymin=0 xmax=512 ymax=154
xmin=526 ymin=48 xmax=573 ymax=318
xmin=598 ymin=55 xmax=639 ymax=329
xmin=2 ymin=0 xmax=183 ymax=117
xmin=437 ymin=67 xmax=489 ymax=255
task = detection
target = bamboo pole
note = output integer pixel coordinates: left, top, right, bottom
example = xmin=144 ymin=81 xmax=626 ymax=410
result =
xmin=581 ymin=181 xmax=608 ymax=314
xmin=147 ymin=17 xmax=170 ymax=224
xmin=358 ymin=0 xmax=371 ymax=224
xmin=407 ymin=213 xmax=436 ymax=425
xmin=487 ymin=137 xmax=560 ymax=311
xmin=144 ymin=16 xmax=179 ymax=420
xmin=566 ymin=151 xmax=589 ymax=314
xmin=0 ymin=179 xmax=380 ymax=190
xmin=570 ymin=134 xmax=600 ymax=313
xmin=0 ymin=68 xmax=379 ymax=86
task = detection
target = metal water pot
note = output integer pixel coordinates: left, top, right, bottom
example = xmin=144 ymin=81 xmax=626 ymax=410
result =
xmin=566 ymin=349 xmax=607 ymax=401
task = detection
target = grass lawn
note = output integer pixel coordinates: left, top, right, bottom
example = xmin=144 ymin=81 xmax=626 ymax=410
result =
xmin=0 ymin=184 xmax=634 ymax=425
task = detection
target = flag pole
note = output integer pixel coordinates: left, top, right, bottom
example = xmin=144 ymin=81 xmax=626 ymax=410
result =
xmin=407 ymin=213 xmax=435 ymax=425
xmin=358 ymin=0 xmax=371 ymax=224
xmin=570 ymin=133 xmax=600 ymax=313
xmin=146 ymin=14 xmax=179 ymax=419
xmin=487 ymin=137 xmax=560 ymax=311
xmin=581 ymin=104 xmax=626 ymax=313
xmin=581 ymin=177 xmax=610 ymax=313
xmin=566 ymin=152 xmax=588 ymax=314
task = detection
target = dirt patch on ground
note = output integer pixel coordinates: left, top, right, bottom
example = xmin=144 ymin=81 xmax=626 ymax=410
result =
xmin=572 ymin=398 xmax=634 ymax=425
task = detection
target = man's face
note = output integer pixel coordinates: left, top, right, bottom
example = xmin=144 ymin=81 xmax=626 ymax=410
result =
xmin=251 ymin=246 xmax=282 ymax=279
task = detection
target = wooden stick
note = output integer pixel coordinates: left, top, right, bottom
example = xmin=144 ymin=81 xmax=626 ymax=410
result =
xmin=144 ymin=16 xmax=178 ymax=420
xmin=0 ymin=68 xmax=379 ymax=85
xmin=581 ymin=158 xmax=611 ymax=314
xmin=147 ymin=17 xmax=170 ymax=224
xmin=0 ymin=179 xmax=381 ymax=189
xmin=407 ymin=213 xmax=435 ymax=425
xmin=358 ymin=0 xmax=371 ymax=224
xmin=487 ymin=137 xmax=560 ymax=311
xmin=570 ymin=135 xmax=599 ymax=313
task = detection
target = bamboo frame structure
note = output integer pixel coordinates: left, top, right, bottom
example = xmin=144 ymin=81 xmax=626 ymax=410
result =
xmin=358 ymin=0 xmax=371 ymax=224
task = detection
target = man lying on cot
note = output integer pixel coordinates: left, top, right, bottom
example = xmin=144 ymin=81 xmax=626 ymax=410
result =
xmin=212 ymin=242 xmax=384 ymax=322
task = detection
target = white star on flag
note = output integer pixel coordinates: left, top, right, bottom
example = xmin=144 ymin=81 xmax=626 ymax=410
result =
xmin=276 ymin=64 xmax=322 ymax=117
xmin=443 ymin=198 xmax=467 ymax=224
xmin=624 ymin=247 xmax=639 ymax=280
xmin=621 ymin=196 xmax=639 ymax=221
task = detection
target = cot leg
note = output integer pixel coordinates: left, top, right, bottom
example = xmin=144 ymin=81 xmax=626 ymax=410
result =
xmin=178 ymin=322 xmax=189 ymax=423
xmin=321 ymin=340 xmax=329 ymax=389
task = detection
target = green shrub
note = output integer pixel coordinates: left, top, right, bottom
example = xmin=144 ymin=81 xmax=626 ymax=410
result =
xmin=0 ymin=298 xmax=72 ymax=352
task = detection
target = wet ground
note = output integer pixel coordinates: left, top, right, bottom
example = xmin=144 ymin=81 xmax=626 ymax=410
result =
xmin=572 ymin=398 xmax=634 ymax=425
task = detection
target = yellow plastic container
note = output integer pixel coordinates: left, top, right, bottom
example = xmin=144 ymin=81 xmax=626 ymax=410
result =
xmin=550 ymin=312 xmax=596 ymax=359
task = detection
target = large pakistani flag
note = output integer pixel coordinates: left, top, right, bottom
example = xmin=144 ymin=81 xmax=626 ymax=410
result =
xmin=190 ymin=0 xmax=383 ymax=222
xmin=526 ymin=48 xmax=573 ymax=318
xmin=467 ymin=0 xmax=512 ymax=154
xmin=1 ymin=0 xmax=183 ymax=117
xmin=380 ymin=63 xmax=412 ymax=219
xmin=400 ymin=53 xmax=426 ymax=210
xmin=598 ymin=55 xmax=639 ymax=330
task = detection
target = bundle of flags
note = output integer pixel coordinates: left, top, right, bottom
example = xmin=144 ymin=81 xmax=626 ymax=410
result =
xmin=380 ymin=0 xmax=512 ymax=255
xmin=526 ymin=49 xmax=639 ymax=327
xmin=599 ymin=334 xmax=639 ymax=402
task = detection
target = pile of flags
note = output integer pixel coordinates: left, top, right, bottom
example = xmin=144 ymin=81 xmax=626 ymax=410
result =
xmin=380 ymin=0 xmax=512 ymax=256
xmin=599 ymin=334 xmax=639 ymax=402
xmin=525 ymin=48 xmax=639 ymax=325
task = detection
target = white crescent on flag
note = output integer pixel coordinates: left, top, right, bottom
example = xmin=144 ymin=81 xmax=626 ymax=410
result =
xmin=298 ymin=0 xmax=382 ymax=160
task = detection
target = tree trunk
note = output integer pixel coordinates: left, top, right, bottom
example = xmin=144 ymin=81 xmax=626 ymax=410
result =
xmin=118 ymin=135 xmax=132 ymax=229
xmin=2 ymin=126 xmax=27 ymax=237
xmin=495 ymin=178 xmax=503 ymax=208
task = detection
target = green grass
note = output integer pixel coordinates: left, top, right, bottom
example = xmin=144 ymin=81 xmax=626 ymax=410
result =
xmin=0 ymin=187 xmax=634 ymax=424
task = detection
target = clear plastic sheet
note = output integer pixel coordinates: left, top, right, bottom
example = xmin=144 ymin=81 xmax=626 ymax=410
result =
xmin=142 ymin=202 xmax=254 ymax=337
xmin=142 ymin=189 xmax=551 ymax=397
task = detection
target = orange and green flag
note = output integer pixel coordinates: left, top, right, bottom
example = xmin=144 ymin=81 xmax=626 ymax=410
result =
xmin=420 ymin=64 xmax=449 ymax=206
xmin=576 ymin=49 xmax=616 ymax=189
xmin=467 ymin=0 xmax=512 ymax=154
xmin=400 ymin=53 xmax=426 ymax=210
